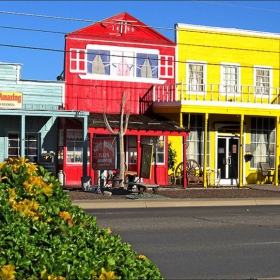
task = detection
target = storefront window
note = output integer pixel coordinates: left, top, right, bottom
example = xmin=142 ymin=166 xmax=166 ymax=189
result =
xmin=128 ymin=136 xmax=137 ymax=164
xmin=66 ymin=130 xmax=89 ymax=164
xmin=250 ymin=117 xmax=275 ymax=168
xmin=141 ymin=136 xmax=165 ymax=164
xmin=8 ymin=132 xmax=38 ymax=162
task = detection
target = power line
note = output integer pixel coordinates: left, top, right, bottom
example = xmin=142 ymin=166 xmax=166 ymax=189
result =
xmin=0 ymin=42 xmax=280 ymax=73
xmin=0 ymin=23 xmax=280 ymax=55
xmin=0 ymin=8 xmax=279 ymax=40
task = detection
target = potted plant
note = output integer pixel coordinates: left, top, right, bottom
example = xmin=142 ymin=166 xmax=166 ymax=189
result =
xmin=168 ymin=142 xmax=177 ymax=185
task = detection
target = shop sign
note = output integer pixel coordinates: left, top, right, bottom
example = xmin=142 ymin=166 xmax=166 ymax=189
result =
xmin=92 ymin=137 xmax=117 ymax=170
xmin=0 ymin=92 xmax=22 ymax=108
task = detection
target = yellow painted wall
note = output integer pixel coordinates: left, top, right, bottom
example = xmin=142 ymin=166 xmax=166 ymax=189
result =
xmin=177 ymin=27 xmax=280 ymax=92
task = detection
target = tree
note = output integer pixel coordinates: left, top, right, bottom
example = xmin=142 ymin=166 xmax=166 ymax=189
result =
xmin=103 ymin=92 xmax=130 ymax=188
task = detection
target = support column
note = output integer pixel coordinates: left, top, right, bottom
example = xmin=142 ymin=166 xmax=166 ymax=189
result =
xmin=275 ymin=116 xmax=280 ymax=186
xmin=183 ymin=135 xmax=187 ymax=188
xmin=20 ymin=115 xmax=26 ymax=158
xmin=239 ymin=114 xmax=244 ymax=187
xmin=203 ymin=113 xmax=208 ymax=187
xmin=82 ymin=115 xmax=88 ymax=178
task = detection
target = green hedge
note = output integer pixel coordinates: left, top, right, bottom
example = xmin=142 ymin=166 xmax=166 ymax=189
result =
xmin=0 ymin=158 xmax=165 ymax=280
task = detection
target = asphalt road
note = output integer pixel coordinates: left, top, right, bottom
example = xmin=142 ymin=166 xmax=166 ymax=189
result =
xmin=86 ymin=206 xmax=280 ymax=279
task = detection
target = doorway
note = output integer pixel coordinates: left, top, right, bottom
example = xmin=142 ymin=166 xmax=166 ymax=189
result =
xmin=217 ymin=136 xmax=239 ymax=185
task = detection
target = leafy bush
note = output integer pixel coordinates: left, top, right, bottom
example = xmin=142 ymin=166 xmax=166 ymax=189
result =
xmin=168 ymin=142 xmax=177 ymax=172
xmin=0 ymin=157 xmax=165 ymax=280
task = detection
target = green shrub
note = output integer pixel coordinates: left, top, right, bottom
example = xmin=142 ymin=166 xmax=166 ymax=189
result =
xmin=0 ymin=157 xmax=165 ymax=280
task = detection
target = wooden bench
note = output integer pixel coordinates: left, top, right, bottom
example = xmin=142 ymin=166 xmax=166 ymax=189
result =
xmin=127 ymin=182 xmax=159 ymax=194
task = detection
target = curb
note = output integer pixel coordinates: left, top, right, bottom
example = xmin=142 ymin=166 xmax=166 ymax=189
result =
xmin=72 ymin=197 xmax=280 ymax=209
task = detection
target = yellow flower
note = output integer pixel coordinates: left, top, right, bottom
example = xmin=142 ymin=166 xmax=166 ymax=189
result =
xmin=106 ymin=228 xmax=112 ymax=234
xmin=0 ymin=161 xmax=6 ymax=170
xmin=26 ymin=162 xmax=38 ymax=175
xmin=0 ymin=264 xmax=16 ymax=280
xmin=8 ymin=188 xmax=17 ymax=202
xmin=59 ymin=211 xmax=71 ymax=221
xmin=11 ymin=199 xmax=42 ymax=221
xmin=98 ymin=268 xmax=118 ymax=280
xmin=41 ymin=268 xmax=47 ymax=278
xmin=47 ymin=275 xmax=66 ymax=280
xmin=137 ymin=254 xmax=147 ymax=259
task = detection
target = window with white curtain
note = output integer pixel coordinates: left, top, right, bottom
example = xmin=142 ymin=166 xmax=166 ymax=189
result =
xmin=220 ymin=64 xmax=239 ymax=94
xmin=70 ymin=46 xmax=174 ymax=81
xmin=250 ymin=117 xmax=275 ymax=168
xmin=254 ymin=67 xmax=271 ymax=95
xmin=187 ymin=62 xmax=205 ymax=93
xmin=185 ymin=115 xmax=209 ymax=167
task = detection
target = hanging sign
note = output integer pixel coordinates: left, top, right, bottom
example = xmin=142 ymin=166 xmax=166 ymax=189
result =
xmin=92 ymin=137 xmax=117 ymax=170
xmin=0 ymin=92 xmax=22 ymax=108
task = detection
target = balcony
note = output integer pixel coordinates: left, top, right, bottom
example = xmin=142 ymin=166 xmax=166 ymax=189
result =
xmin=152 ymin=83 xmax=280 ymax=107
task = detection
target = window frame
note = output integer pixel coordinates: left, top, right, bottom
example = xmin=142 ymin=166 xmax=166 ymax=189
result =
xmin=140 ymin=136 xmax=165 ymax=165
xmin=70 ymin=44 xmax=170 ymax=84
xmin=254 ymin=66 xmax=272 ymax=97
xmin=250 ymin=117 xmax=275 ymax=169
xmin=66 ymin=129 xmax=89 ymax=164
xmin=220 ymin=63 xmax=240 ymax=95
xmin=186 ymin=60 xmax=207 ymax=94
xmin=7 ymin=132 xmax=39 ymax=162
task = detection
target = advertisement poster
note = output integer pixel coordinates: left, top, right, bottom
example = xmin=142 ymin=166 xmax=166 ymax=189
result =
xmin=140 ymin=144 xmax=153 ymax=179
xmin=92 ymin=137 xmax=117 ymax=170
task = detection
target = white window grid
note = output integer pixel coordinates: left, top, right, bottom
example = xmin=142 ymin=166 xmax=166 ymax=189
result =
xmin=70 ymin=48 xmax=86 ymax=73
xmin=254 ymin=66 xmax=272 ymax=96
xmin=220 ymin=64 xmax=240 ymax=95
xmin=159 ymin=55 xmax=174 ymax=78
xmin=186 ymin=62 xmax=206 ymax=94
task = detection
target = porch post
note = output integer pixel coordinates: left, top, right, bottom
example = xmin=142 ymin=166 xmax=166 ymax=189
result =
xmin=183 ymin=135 xmax=187 ymax=188
xmin=275 ymin=116 xmax=280 ymax=186
xmin=239 ymin=114 xmax=244 ymax=187
xmin=203 ymin=113 xmax=208 ymax=187
xmin=82 ymin=115 xmax=88 ymax=178
xmin=20 ymin=115 xmax=26 ymax=158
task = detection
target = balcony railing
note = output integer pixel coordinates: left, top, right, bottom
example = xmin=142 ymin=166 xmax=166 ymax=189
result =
xmin=152 ymin=82 xmax=280 ymax=105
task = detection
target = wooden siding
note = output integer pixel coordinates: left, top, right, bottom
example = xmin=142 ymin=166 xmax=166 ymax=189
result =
xmin=0 ymin=115 xmax=58 ymax=162
xmin=0 ymin=63 xmax=64 ymax=110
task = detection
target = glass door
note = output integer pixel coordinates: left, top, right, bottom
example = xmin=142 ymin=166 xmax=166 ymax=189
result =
xmin=217 ymin=136 xmax=239 ymax=185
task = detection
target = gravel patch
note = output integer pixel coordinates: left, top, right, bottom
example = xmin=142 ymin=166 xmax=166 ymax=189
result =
xmin=65 ymin=187 xmax=280 ymax=201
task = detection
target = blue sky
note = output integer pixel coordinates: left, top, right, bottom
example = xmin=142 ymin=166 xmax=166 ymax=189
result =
xmin=0 ymin=1 xmax=279 ymax=80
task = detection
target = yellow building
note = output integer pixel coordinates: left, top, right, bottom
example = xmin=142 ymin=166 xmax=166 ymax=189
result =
xmin=153 ymin=24 xmax=280 ymax=187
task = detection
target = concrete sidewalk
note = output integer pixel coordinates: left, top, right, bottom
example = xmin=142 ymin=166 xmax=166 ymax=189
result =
xmin=71 ymin=184 xmax=280 ymax=209
xmin=72 ymin=197 xmax=280 ymax=209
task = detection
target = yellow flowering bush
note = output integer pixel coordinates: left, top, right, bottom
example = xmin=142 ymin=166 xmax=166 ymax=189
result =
xmin=0 ymin=157 xmax=165 ymax=279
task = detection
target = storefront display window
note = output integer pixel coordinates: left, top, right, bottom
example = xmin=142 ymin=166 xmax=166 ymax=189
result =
xmin=141 ymin=136 xmax=165 ymax=164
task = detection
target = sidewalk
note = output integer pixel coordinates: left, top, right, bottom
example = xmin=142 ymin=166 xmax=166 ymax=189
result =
xmin=71 ymin=184 xmax=280 ymax=209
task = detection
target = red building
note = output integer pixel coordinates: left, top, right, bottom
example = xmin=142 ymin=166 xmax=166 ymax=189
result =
xmin=59 ymin=12 xmax=189 ymax=186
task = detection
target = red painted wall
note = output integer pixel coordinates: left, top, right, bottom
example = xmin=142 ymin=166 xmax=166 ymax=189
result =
xmin=64 ymin=12 xmax=176 ymax=115
xmin=62 ymin=12 xmax=177 ymax=186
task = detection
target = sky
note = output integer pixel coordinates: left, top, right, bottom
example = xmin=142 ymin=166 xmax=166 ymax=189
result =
xmin=0 ymin=1 xmax=280 ymax=81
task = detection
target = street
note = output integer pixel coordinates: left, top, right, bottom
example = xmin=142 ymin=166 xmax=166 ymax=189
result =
xmin=85 ymin=206 xmax=280 ymax=279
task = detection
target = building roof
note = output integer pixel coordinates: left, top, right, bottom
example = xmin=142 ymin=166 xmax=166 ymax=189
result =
xmin=88 ymin=113 xmax=189 ymax=135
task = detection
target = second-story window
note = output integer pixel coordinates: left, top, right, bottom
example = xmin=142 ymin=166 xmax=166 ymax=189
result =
xmin=88 ymin=50 xmax=110 ymax=75
xmin=70 ymin=45 xmax=173 ymax=82
xmin=187 ymin=62 xmax=205 ymax=93
xmin=254 ymin=67 xmax=272 ymax=95
xmin=221 ymin=64 xmax=240 ymax=94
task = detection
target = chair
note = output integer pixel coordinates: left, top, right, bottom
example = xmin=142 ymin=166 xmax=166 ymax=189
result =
xmin=259 ymin=162 xmax=273 ymax=184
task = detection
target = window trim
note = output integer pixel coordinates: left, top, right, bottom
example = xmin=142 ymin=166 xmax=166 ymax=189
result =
xmin=70 ymin=44 xmax=170 ymax=84
xmin=186 ymin=60 xmax=207 ymax=95
xmin=254 ymin=65 xmax=272 ymax=97
xmin=220 ymin=62 xmax=241 ymax=96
